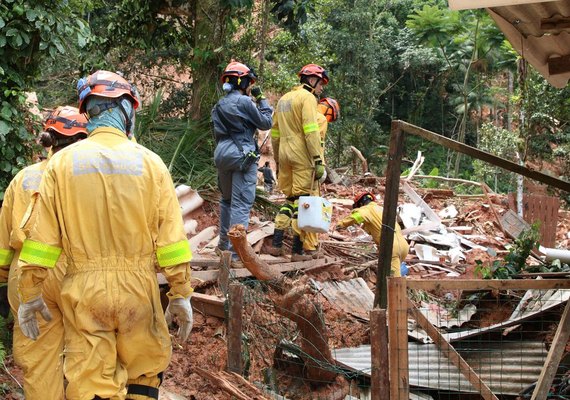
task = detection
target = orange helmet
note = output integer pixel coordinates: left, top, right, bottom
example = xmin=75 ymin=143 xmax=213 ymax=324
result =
xmin=353 ymin=192 xmax=374 ymax=209
xmin=298 ymin=64 xmax=329 ymax=85
xmin=77 ymin=70 xmax=140 ymax=114
xmin=220 ymin=62 xmax=257 ymax=84
xmin=43 ymin=106 xmax=88 ymax=137
xmin=318 ymin=97 xmax=340 ymax=122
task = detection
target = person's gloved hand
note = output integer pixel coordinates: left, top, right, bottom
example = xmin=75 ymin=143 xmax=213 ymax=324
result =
xmin=314 ymin=159 xmax=325 ymax=181
xmin=318 ymin=168 xmax=327 ymax=184
xmin=165 ymin=296 xmax=193 ymax=341
xmin=18 ymin=296 xmax=52 ymax=340
xmin=251 ymin=87 xmax=265 ymax=101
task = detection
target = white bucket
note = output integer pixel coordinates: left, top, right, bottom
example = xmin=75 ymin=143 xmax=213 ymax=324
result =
xmin=297 ymin=196 xmax=332 ymax=233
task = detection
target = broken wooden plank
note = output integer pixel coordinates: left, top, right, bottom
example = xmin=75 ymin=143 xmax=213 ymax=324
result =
xmin=190 ymin=257 xmax=342 ymax=282
xmin=227 ymin=284 xmax=244 ymax=374
xmin=396 ymin=120 xmax=570 ymax=193
xmin=407 ymin=279 xmax=570 ymax=291
xmin=530 ymin=299 xmax=570 ymax=400
xmin=370 ymin=309 xmax=390 ymax=400
xmin=191 ymin=292 xmax=225 ymax=318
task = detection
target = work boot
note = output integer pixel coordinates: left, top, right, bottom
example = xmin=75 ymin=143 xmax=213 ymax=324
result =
xmin=267 ymin=229 xmax=285 ymax=256
xmin=291 ymin=235 xmax=312 ymax=262
xmin=304 ymin=249 xmax=321 ymax=259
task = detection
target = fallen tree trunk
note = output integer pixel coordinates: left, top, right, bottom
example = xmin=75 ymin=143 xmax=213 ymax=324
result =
xmin=228 ymin=224 xmax=338 ymax=383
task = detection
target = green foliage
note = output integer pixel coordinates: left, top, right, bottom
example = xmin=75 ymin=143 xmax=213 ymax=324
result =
xmin=476 ymin=223 xmax=541 ymax=279
xmin=270 ymin=0 xmax=314 ymax=33
xmin=0 ymin=0 xmax=89 ymax=199
xmin=135 ymin=91 xmax=216 ymax=189
xmin=472 ymin=122 xmax=519 ymax=193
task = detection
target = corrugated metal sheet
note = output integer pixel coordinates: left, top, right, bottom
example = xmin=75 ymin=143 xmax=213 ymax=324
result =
xmin=487 ymin=1 xmax=570 ymax=88
xmin=408 ymin=289 xmax=570 ymax=343
xmin=311 ymin=278 xmax=374 ymax=321
xmin=333 ymin=341 xmax=547 ymax=395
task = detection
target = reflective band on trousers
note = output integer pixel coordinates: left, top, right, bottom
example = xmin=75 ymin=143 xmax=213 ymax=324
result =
xmin=156 ymin=240 xmax=192 ymax=268
xmin=19 ymin=239 xmax=62 ymax=268
xmin=0 ymin=248 xmax=14 ymax=266
xmin=303 ymin=123 xmax=319 ymax=134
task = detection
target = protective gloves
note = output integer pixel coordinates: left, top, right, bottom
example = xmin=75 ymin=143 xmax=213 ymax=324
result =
xmin=318 ymin=168 xmax=327 ymax=184
xmin=18 ymin=295 xmax=52 ymax=340
xmin=165 ymin=296 xmax=193 ymax=341
xmin=251 ymin=87 xmax=265 ymax=101
xmin=314 ymin=159 xmax=325 ymax=181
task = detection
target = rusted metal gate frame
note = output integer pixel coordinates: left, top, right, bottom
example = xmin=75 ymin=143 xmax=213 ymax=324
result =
xmin=383 ymin=278 xmax=570 ymax=400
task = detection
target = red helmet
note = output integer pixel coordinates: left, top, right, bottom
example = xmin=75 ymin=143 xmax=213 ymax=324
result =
xmin=318 ymin=97 xmax=340 ymax=122
xmin=77 ymin=70 xmax=140 ymax=114
xmin=221 ymin=61 xmax=257 ymax=84
xmin=298 ymin=64 xmax=329 ymax=85
xmin=353 ymin=192 xmax=374 ymax=209
xmin=44 ymin=106 xmax=88 ymax=137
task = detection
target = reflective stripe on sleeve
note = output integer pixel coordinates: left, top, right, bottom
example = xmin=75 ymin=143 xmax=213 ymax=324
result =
xmin=19 ymin=240 xmax=62 ymax=269
xmin=271 ymin=129 xmax=280 ymax=138
xmin=303 ymin=123 xmax=319 ymax=134
xmin=352 ymin=211 xmax=364 ymax=224
xmin=0 ymin=248 xmax=14 ymax=266
xmin=156 ymin=240 xmax=192 ymax=268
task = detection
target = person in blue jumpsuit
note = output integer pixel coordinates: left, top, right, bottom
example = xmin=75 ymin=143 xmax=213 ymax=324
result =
xmin=212 ymin=61 xmax=273 ymax=260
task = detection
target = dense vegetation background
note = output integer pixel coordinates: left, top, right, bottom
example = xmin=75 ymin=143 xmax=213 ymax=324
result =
xmin=1 ymin=0 xmax=569 ymax=199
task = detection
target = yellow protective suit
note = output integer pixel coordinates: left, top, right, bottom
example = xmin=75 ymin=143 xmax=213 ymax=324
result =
xmin=271 ymin=86 xmax=322 ymax=198
xmin=0 ymin=159 xmax=67 ymax=400
xmin=18 ymin=127 xmax=193 ymax=400
xmin=338 ymin=202 xmax=409 ymax=277
xmin=271 ymin=87 xmax=323 ymax=252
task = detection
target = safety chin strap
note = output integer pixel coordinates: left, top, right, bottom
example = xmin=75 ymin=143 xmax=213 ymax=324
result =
xmin=301 ymin=77 xmax=321 ymax=94
xmin=302 ymin=83 xmax=316 ymax=94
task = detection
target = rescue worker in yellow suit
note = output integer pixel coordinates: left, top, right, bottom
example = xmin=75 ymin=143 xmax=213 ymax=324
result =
xmin=16 ymin=70 xmax=193 ymax=400
xmin=0 ymin=106 xmax=88 ymax=400
xmin=337 ymin=192 xmax=409 ymax=276
xmin=268 ymin=97 xmax=340 ymax=257
xmin=270 ymin=64 xmax=330 ymax=261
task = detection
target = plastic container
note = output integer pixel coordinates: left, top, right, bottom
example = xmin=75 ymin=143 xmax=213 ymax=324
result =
xmin=297 ymin=196 xmax=332 ymax=233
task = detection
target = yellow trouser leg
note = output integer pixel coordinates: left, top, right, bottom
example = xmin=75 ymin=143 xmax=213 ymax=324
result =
xmin=9 ymin=251 xmax=66 ymax=400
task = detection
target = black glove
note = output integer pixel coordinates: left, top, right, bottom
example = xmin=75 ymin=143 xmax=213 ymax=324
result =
xmin=314 ymin=158 xmax=325 ymax=181
xmin=0 ymin=285 xmax=9 ymax=319
xmin=251 ymin=87 xmax=265 ymax=101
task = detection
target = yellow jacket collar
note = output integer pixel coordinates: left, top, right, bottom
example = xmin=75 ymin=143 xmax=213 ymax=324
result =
xmin=88 ymin=126 xmax=128 ymax=139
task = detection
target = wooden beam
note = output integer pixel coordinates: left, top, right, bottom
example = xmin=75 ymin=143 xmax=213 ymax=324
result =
xmin=191 ymin=257 xmax=341 ymax=282
xmin=531 ymin=300 xmax=570 ymax=400
xmin=191 ymin=292 xmax=225 ymax=318
xmin=448 ymin=0 xmax=552 ymax=10
xmin=406 ymin=279 xmax=570 ymax=291
xmin=548 ymin=54 xmax=570 ymax=76
xmin=388 ymin=278 xmax=409 ymax=400
xmin=227 ymin=284 xmax=244 ymax=374
xmin=541 ymin=16 xmax=570 ymax=32
xmin=218 ymin=251 xmax=234 ymax=297
xmin=395 ymin=120 xmax=570 ymax=193
xmin=376 ymin=121 xmax=405 ymax=308
xmin=370 ymin=309 xmax=390 ymax=400
xmin=409 ymin=299 xmax=499 ymax=400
